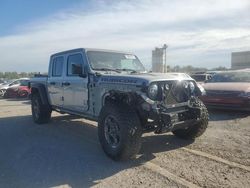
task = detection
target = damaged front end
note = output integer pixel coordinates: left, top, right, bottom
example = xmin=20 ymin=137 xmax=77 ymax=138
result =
xmin=138 ymin=80 xmax=205 ymax=134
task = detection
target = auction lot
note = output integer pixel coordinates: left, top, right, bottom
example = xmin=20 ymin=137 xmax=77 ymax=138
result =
xmin=0 ymin=99 xmax=250 ymax=188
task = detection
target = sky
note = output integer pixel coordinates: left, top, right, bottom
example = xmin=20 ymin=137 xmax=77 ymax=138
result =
xmin=0 ymin=0 xmax=249 ymax=72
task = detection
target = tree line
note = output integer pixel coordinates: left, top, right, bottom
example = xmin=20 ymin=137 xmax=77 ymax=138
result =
xmin=0 ymin=72 xmax=40 ymax=80
xmin=0 ymin=65 xmax=228 ymax=80
xmin=166 ymin=65 xmax=228 ymax=73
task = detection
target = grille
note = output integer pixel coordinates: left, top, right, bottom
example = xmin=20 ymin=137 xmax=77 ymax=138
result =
xmin=165 ymin=91 xmax=178 ymax=105
xmin=206 ymin=90 xmax=241 ymax=98
xmin=162 ymin=81 xmax=191 ymax=105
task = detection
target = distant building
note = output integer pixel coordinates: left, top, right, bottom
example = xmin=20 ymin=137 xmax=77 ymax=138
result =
xmin=231 ymin=51 xmax=250 ymax=69
xmin=152 ymin=47 xmax=167 ymax=73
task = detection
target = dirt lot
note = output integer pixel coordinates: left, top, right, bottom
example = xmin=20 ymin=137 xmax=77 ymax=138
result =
xmin=0 ymin=98 xmax=250 ymax=188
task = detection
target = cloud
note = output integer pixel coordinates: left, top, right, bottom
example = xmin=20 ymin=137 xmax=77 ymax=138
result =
xmin=0 ymin=0 xmax=249 ymax=71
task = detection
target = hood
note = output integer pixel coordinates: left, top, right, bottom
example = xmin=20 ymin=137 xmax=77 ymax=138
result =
xmin=203 ymin=82 xmax=250 ymax=92
xmin=96 ymin=72 xmax=193 ymax=86
xmin=0 ymin=84 xmax=10 ymax=90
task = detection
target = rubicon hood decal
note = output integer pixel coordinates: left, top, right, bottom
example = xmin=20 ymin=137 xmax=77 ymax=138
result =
xmin=97 ymin=73 xmax=193 ymax=86
xmin=101 ymin=77 xmax=137 ymax=84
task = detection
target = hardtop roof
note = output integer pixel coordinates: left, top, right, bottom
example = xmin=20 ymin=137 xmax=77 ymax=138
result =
xmin=51 ymin=48 xmax=133 ymax=57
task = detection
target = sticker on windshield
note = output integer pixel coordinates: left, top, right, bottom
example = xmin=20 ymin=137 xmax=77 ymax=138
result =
xmin=124 ymin=54 xmax=136 ymax=59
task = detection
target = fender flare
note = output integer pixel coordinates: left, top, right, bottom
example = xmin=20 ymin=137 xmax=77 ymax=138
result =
xmin=30 ymin=83 xmax=50 ymax=105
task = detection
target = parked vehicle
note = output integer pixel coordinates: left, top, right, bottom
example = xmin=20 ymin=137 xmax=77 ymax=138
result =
xmin=0 ymin=79 xmax=7 ymax=85
xmin=4 ymin=79 xmax=31 ymax=98
xmin=200 ymin=70 xmax=250 ymax=110
xmin=0 ymin=80 xmax=15 ymax=97
xmin=190 ymin=73 xmax=212 ymax=84
xmin=0 ymin=78 xmax=29 ymax=97
xmin=29 ymin=48 xmax=208 ymax=160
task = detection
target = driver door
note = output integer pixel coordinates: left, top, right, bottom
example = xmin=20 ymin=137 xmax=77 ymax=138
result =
xmin=63 ymin=53 xmax=88 ymax=112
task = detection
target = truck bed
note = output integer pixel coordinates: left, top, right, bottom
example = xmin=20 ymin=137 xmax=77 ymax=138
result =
xmin=30 ymin=75 xmax=48 ymax=85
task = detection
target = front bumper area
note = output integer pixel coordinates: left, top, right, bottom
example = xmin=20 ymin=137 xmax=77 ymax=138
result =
xmin=138 ymin=91 xmax=203 ymax=134
xmin=144 ymin=103 xmax=202 ymax=134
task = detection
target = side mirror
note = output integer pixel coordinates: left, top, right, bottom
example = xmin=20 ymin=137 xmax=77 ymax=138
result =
xmin=79 ymin=72 xmax=87 ymax=78
xmin=72 ymin=63 xmax=87 ymax=78
xmin=72 ymin=63 xmax=82 ymax=75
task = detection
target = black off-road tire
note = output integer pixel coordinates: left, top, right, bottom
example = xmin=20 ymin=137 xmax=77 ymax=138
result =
xmin=172 ymin=98 xmax=208 ymax=140
xmin=31 ymin=93 xmax=51 ymax=124
xmin=98 ymin=103 xmax=142 ymax=161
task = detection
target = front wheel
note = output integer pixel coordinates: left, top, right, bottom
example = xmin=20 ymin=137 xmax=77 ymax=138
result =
xmin=172 ymin=98 xmax=208 ymax=140
xmin=0 ymin=89 xmax=6 ymax=97
xmin=3 ymin=91 xmax=9 ymax=98
xmin=98 ymin=103 xmax=142 ymax=161
xmin=31 ymin=93 xmax=51 ymax=124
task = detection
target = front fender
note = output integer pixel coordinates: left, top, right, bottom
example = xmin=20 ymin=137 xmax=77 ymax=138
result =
xmin=30 ymin=83 xmax=50 ymax=105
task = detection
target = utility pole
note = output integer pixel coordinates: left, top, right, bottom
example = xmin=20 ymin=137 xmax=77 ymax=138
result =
xmin=162 ymin=44 xmax=168 ymax=73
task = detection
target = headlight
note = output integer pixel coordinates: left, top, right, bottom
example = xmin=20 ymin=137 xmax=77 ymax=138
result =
xmin=148 ymin=83 xmax=158 ymax=100
xmin=189 ymin=82 xmax=195 ymax=93
xmin=164 ymin=83 xmax=170 ymax=90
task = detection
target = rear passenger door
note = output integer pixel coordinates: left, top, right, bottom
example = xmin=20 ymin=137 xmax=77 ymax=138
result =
xmin=47 ymin=56 xmax=64 ymax=107
xmin=63 ymin=53 xmax=88 ymax=112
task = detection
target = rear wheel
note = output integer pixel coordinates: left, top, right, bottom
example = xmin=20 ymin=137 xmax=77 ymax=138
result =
xmin=31 ymin=93 xmax=51 ymax=124
xmin=18 ymin=90 xmax=29 ymax=98
xmin=98 ymin=103 xmax=142 ymax=161
xmin=172 ymin=98 xmax=208 ymax=140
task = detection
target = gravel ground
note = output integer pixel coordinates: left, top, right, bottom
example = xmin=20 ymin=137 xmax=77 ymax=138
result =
xmin=0 ymin=98 xmax=249 ymax=188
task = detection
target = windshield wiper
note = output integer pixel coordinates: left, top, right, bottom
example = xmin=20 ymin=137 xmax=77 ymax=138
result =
xmin=94 ymin=68 xmax=121 ymax=73
xmin=116 ymin=68 xmax=139 ymax=73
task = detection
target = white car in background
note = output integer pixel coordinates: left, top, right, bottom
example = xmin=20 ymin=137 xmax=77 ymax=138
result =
xmin=0 ymin=78 xmax=29 ymax=97
xmin=0 ymin=80 xmax=7 ymax=85
xmin=190 ymin=73 xmax=212 ymax=84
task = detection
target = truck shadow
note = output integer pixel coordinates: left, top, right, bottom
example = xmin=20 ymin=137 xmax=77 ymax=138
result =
xmin=0 ymin=98 xmax=31 ymax=104
xmin=208 ymin=109 xmax=249 ymax=121
xmin=0 ymin=114 xmax=192 ymax=188
xmin=0 ymin=97 xmax=29 ymax=100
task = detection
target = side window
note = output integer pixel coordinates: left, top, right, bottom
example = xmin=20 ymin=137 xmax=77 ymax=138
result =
xmin=20 ymin=80 xmax=29 ymax=86
xmin=67 ymin=54 xmax=84 ymax=76
xmin=52 ymin=56 xmax=64 ymax=77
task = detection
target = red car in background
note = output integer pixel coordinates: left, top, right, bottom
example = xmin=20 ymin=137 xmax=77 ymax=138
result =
xmin=4 ymin=79 xmax=31 ymax=98
xmin=200 ymin=70 xmax=250 ymax=111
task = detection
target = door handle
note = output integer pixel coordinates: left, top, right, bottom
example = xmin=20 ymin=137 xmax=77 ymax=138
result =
xmin=62 ymin=82 xmax=71 ymax=86
xmin=49 ymin=82 xmax=56 ymax=85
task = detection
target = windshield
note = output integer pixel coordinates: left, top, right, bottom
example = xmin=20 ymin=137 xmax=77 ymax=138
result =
xmin=208 ymin=72 xmax=250 ymax=83
xmin=87 ymin=51 xmax=146 ymax=72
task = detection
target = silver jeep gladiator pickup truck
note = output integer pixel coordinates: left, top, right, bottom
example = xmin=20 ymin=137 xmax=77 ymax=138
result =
xmin=29 ymin=48 xmax=208 ymax=160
